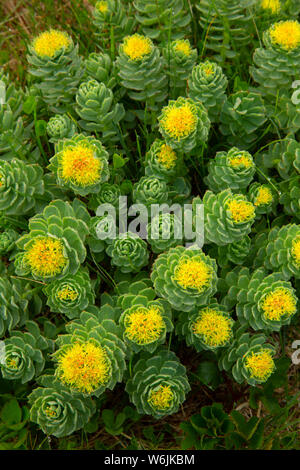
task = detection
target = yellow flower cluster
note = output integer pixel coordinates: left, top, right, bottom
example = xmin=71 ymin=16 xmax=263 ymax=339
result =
xmin=148 ymin=385 xmax=174 ymax=410
xmin=244 ymin=349 xmax=275 ymax=381
xmin=124 ymin=306 xmax=165 ymax=345
xmin=25 ymin=237 xmax=67 ymax=277
xmin=33 ymin=30 xmax=71 ymax=58
xmin=192 ymin=308 xmax=233 ymax=348
xmin=174 ymin=258 xmax=213 ymax=292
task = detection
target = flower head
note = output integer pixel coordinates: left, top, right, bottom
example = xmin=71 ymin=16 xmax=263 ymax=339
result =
xmin=160 ymin=100 xmax=197 ymax=141
xmin=156 ymin=144 xmax=177 ymax=169
xmin=253 ymin=185 xmax=273 ymax=207
xmin=173 ymin=40 xmax=192 ymax=56
xmin=58 ymin=144 xmax=102 ymax=187
xmin=122 ymin=34 xmax=153 ymax=61
xmin=244 ymin=349 xmax=275 ymax=382
xmin=124 ymin=306 xmax=165 ymax=345
xmin=25 ymin=237 xmax=67 ymax=278
xmin=57 ymin=342 xmax=111 ymax=394
xmin=148 ymin=384 xmax=174 ymax=411
xmin=291 ymin=237 xmax=300 ymax=267
xmin=260 ymin=287 xmax=297 ymax=321
xmin=228 ymin=152 xmax=253 ymax=169
xmin=192 ymin=308 xmax=233 ymax=348
xmin=57 ymin=285 xmax=78 ymax=302
xmin=269 ymin=21 xmax=300 ymax=51
xmin=261 ymin=0 xmax=281 ymax=14
xmin=33 ymin=29 xmax=71 ymax=58
xmin=96 ymin=1 xmax=108 ymax=13
xmin=226 ymin=197 xmax=255 ymax=224
xmin=174 ymin=257 xmax=213 ymax=292
xmin=202 ymin=62 xmax=215 ymax=76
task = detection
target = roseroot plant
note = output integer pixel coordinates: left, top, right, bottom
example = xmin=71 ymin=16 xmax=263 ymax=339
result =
xmin=188 ymin=60 xmax=228 ymax=123
xmin=196 ymin=189 xmax=256 ymax=246
xmin=151 ymin=246 xmax=218 ymax=312
xmin=88 ymin=214 xmax=116 ymax=256
xmin=126 ymin=348 xmax=190 ymax=419
xmin=279 ymin=177 xmax=300 ymax=221
xmin=0 ymin=228 xmax=18 ymax=255
xmin=116 ymin=34 xmax=167 ymax=111
xmin=158 ymin=97 xmax=211 ymax=153
xmin=147 ymin=212 xmax=183 ymax=253
xmin=0 ymin=321 xmax=49 ymax=383
xmin=133 ymin=0 xmax=191 ymax=43
xmin=106 ymin=232 xmax=149 ymax=273
xmin=144 ymin=139 xmax=186 ymax=181
xmin=222 ymin=267 xmax=298 ymax=331
xmin=83 ymin=52 xmax=117 ymax=90
xmin=53 ymin=310 xmax=127 ymax=396
xmin=88 ymin=182 xmax=121 ymax=213
xmin=248 ymin=183 xmax=277 ymax=215
xmin=0 ymin=158 xmax=44 ymax=216
xmin=132 ymin=175 xmax=169 ymax=208
xmin=75 ymin=79 xmax=125 ymax=145
xmin=46 ymin=114 xmax=76 ymax=145
xmin=92 ymin=0 xmax=136 ymax=48
xmin=0 ymin=276 xmax=28 ymax=338
xmin=216 ymin=236 xmax=251 ymax=267
xmin=204 ymin=148 xmax=255 ymax=193
xmin=0 ymin=103 xmax=27 ymax=161
xmin=219 ymin=90 xmax=267 ymax=149
xmin=27 ymin=29 xmax=83 ymax=112
xmin=258 ymin=137 xmax=300 ymax=180
xmin=15 ymin=199 xmax=90 ymax=282
xmin=48 ymin=134 xmax=110 ymax=196
xmin=219 ymin=327 xmax=276 ymax=386
xmin=176 ymin=302 xmax=234 ymax=353
xmin=162 ymin=39 xmax=197 ymax=98
xmin=43 ymin=268 xmax=95 ymax=319
xmin=28 ymin=374 xmax=96 ymax=438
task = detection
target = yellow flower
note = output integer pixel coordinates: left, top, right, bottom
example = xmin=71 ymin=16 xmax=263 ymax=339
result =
xmin=58 ymin=144 xmax=102 ymax=187
xmin=57 ymin=342 xmax=111 ymax=394
xmin=174 ymin=40 xmax=192 ymax=56
xmin=148 ymin=385 xmax=174 ymax=410
xmin=260 ymin=287 xmax=297 ymax=321
xmin=96 ymin=1 xmax=108 ymax=13
xmin=254 ymin=186 xmax=273 ymax=206
xmin=226 ymin=198 xmax=255 ymax=224
xmin=192 ymin=308 xmax=233 ymax=348
xmin=156 ymin=144 xmax=177 ymax=169
xmin=44 ymin=407 xmax=58 ymax=418
xmin=228 ymin=153 xmax=253 ymax=169
xmin=261 ymin=0 xmax=281 ymax=14
xmin=291 ymin=237 xmax=300 ymax=267
xmin=122 ymin=34 xmax=152 ymax=61
xmin=244 ymin=349 xmax=275 ymax=381
xmin=5 ymin=358 xmax=19 ymax=370
xmin=203 ymin=63 xmax=214 ymax=76
xmin=57 ymin=285 xmax=78 ymax=302
xmin=174 ymin=257 xmax=213 ymax=292
xmin=160 ymin=101 xmax=197 ymax=141
xmin=124 ymin=306 xmax=165 ymax=345
xmin=269 ymin=21 xmax=300 ymax=51
xmin=33 ymin=30 xmax=71 ymax=58
xmin=25 ymin=237 xmax=67 ymax=277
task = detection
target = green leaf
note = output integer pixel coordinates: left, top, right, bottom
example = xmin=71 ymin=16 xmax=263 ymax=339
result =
xmin=1 ymin=399 xmax=22 ymax=426
xmin=196 ymin=361 xmax=222 ymax=390
xmin=23 ymin=96 xmax=36 ymax=114
xmin=36 ymin=120 xmax=47 ymax=137
xmin=113 ymin=153 xmax=128 ymax=169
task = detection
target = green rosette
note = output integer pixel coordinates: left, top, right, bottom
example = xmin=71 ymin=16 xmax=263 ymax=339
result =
xmin=27 ymin=29 xmax=83 ymax=113
xmin=188 ymin=60 xmax=228 ymax=123
xmin=116 ymin=34 xmax=167 ymax=110
xmin=0 ymin=229 xmax=18 ymax=255
xmin=133 ymin=0 xmax=191 ymax=42
xmin=0 ymin=69 xmax=24 ymax=118
xmin=132 ymin=176 xmax=169 ymax=207
xmin=279 ymin=177 xmax=300 ymax=220
xmin=0 ymin=159 xmax=44 ymax=216
xmin=15 ymin=199 xmax=90 ymax=282
xmin=222 ymin=267 xmax=298 ymax=331
xmin=219 ymin=326 xmax=276 ymax=386
xmin=46 ymin=114 xmax=76 ymax=144
xmin=248 ymin=182 xmax=277 ymax=215
xmin=1 ymin=321 xmax=49 ymax=383
xmin=93 ymin=0 xmax=136 ymax=47
xmin=0 ymin=276 xmax=28 ymax=338
xmin=88 ymin=214 xmax=116 ymax=255
xmin=53 ymin=310 xmax=127 ymax=397
xmin=75 ymin=79 xmax=125 ymax=144
xmin=204 ymin=148 xmax=255 ymax=193
xmin=147 ymin=212 xmax=183 ymax=254
xmin=88 ymin=182 xmax=121 ymax=214
xmin=106 ymin=232 xmax=149 ymax=273
xmin=159 ymin=97 xmax=210 ymax=153
xmin=114 ymin=273 xmax=154 ymax=312
xmin=216 ymin=236 xmax=252 ymax=267
xmin=220 ymin=91 xmax=267 ymax=149
xmin=28 ymin=374 xmax=96 ymax=437
xmin=151 ymin=246 xmax=218 ymax=312
xmin=0 ymin=104 xmax=27 ymax=161
xmin=264 ymin=224 xmax=300 ymax=280
xmin=195 ymin=0 xmax=256 ymax=61
xmin=83 ymin=52 xmax=117 ymax=90
xmin=197 ymin=189 xmax=256 ymax=246
xmin=176 ymin=302 xmax=234 ymax=353
xmin=144 ymin=139 xmax=186 ymax=181
xmin=48 ymin=134 xmax=110 ymax=197
xmin=125 ymin=348 xmax=190 ymax=419
xmin=258 ymin=138 xmax=300 ymax=180
xmin=43 ymin=268 xmax=95 ymax=319
xmin=163 ymin=40 xmax=197 ymax=98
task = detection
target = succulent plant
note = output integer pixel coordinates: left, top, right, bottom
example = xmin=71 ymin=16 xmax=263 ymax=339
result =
xmin=147 ymin=212 xmax=183 ymax=253
xmin=132 ymin=176 xmax=169 ymax=208
xmin=188 ymin=60 xmax=228 ymax=123
xmin=279 ymin=177 xmax=300 ymax=220
xmin=151 ymin=246 xmax=218 ymax=312
xmin=0 ymin=229 xmax=18 ymax=255
xmin=48 ymin=134 xmax=110 ymax=196
xmin=248 ymin=182 xmax=277 ymax=215
xmin=83 ymin=52 xmax=117 ymax=89
xmin=46 ymin=114 xmax=76 ymax=144
xmin=106 ymin=232 xmax=149 ymax=273
xmin=27 ymin=29 xmax=83 ymax=112
xmin=88 ymin=182 xmax=121 ymax=214
xmin=126 ymin=348 xmax=190 ymax=418
xmin=28 ymin=374 xmax=96 ymax=437
xmin=144 ymin=139 xmax=186 ymax=181
xmin=0 ymin=104 xmax=27 ymax=161
xmin=88 ymin=214 xmax=117 ymax=255
xmin=0 ymin=276 xmax=28 ymax=338
xmin=216 ymin=236 xmax=252 ymax=267
xmin=204 ymin=148 xmax=255 ymax=193
xmin=159 ymin=97 xmax=210 ymax=153
xmin=163 ymin=39 xmax=197 ymax=98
